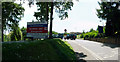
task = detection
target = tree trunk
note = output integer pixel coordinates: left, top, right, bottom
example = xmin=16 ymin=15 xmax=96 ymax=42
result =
xmin=46 ymin=3 xmax=48 ymax=24
xmin=46 ymin=3 xmax=49 ymax=38
xmin=0 ymin=3 xmax=3 ymax=42
xmin=2 ymin=24 xmax=3 ymax=42
xmin=105 ymin=19 xmax=113 ymax=36
xmin=49 ymin=2 xmax=53 ymax=39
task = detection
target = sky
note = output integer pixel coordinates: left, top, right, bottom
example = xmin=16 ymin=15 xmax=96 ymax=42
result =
xmin=17 ymin=0 xmax=106 ymax=33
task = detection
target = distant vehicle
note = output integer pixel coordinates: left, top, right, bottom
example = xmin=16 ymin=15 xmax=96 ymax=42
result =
xmin=69 ymin=34 xmax=77 ymax=40
xmin=66 ymin=34 xmax=70 ymax=40
xmin=64 ymin=34 xmax=76 ymax=40
xmin=64 ymin=34 xmax=69 ymax=40
xmin=52 ymin=34 xmax=58 ymax=38
xmin=57 ymin=33 xmax=64 ymax=39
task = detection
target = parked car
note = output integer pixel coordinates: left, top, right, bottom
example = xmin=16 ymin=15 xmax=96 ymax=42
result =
xmin=64 ymin=34 xmax=69 ymax=40
xmin=52 ymin=34 xmax=58 ymax=38
xmin=58 ymin=33 xmax=64 ymax=39
xmin=64 ymin=34 xmax=76 ymax=40
xmin=70 ymin=34 xmax=77 ymax=40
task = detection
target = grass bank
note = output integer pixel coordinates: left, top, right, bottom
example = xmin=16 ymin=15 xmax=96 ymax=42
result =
xmin=2 ymin=39 xmax=76 ymax=61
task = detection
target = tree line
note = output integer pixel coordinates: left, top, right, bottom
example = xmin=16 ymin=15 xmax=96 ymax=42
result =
xmin=81 ymin=2 xmax=120 ymax=39
xmin=2 ymin=1 xmax=120 ymax=42
xmin=96 ymin=2 xmax=120 ymax=37
xmin=2 ymin=1 xmax=74 ymax=42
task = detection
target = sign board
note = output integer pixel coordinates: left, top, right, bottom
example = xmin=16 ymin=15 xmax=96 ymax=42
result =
xmin=27 ymin=22 xmax=48 ymax=39
xmin=98 ymin=26 xmax=103 ymax=33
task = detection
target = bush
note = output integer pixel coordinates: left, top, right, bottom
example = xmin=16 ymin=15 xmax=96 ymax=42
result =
xmin=10 ymin=27 xmax=23 ymax=41
xmin=80 ymin=33 xmax=84 ymax=38
xmin=80 ymin=30 xmax=103 ymax=38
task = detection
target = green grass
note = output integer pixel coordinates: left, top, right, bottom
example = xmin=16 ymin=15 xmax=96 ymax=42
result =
xmin=2 ymin=39 xmax=76 ymax=61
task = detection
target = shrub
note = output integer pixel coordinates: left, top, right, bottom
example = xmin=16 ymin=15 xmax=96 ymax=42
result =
xmin=10 ymin=27 xmax=23 ymax=41
xmin=80 ymin=33 xmax=84 ymax=38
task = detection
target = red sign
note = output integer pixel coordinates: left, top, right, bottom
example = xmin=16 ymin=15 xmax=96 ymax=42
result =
xmin=27 ymin=27 xmax=48 ymax=33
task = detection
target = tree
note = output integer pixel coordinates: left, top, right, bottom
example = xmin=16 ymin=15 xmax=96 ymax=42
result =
xmin=34 ymin=2 xmax=74 ymax=38
xmin=49 ymin=2 xmax=54 ymax=39
xmin=82 ymin=30 xmax=85 ymax=33
xmin=48 ymin=31 xmax=58 ymax=35
xmin=21 ymin=27 xmax=27 ymax=39
xmin=89 ymin=28 xmax=94 ymax=32
xmin=96 ymin=2 xmax=120 ymax=36
xmin=2 ymin=2 xmax=25 ymax=42
xmin=10 ymin=24 xmax=23 ymax=41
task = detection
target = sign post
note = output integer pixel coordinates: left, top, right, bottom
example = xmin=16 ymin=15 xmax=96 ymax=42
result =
xmin=27 ymin=22 xmax=48 ymax=39
xmin=98 ymin=25 xmax=103 ymax=33
xmin=64 ymin=29 xmax=67 ymax=35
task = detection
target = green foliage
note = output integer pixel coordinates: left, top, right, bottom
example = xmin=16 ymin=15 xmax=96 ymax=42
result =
xmin=89 ymin=28 xmax=94 ymax=32
xmin=48 ymin=39 xmax=76 ymax=60
xmin=2 ymin=2 xmax=25 ymax=41
xmin=52 ymin=31 xmax=58 ymax=34
xmin=3 ymin=26 xmax=24 ymax=42
xmin=2 ymin=2 xmax=25 ymax=30
xmin=80 ymin=33 xmax=84 ymax=38
xmin=54 ymin=2 xmax=73 ymax=20
xmin=96 ymin=2 xmax=120 ymax=36
xmin=64 ymin=32 xmax=69 ymax=35
xmin=21 ymin=27 xmax=27 ymax=39
xmin=103 ymin=26 xmax=105 ymax=33
xmin=2 ymin=39 xmax=76 ymax=60
xmin=34 ymin=2 xmax=73 ymax=21
xmin=33 ymin=2 xmax=73 ymax=38
xmin=80 ymin=28 xmax=105 ymax=38
xmin=3 ymin=35 xmax=9 ymax=42
xmin=48 ymin=31 xmax=58 ymax=35
xmin=10 ymin=24 xmax=23 ymax=41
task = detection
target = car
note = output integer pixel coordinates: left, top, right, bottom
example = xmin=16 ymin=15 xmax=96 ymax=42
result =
xmin=52 ymin=34 xmax=58 ymax=38
xmin=64 ymin=34 xmax=76 ymax=40
xmin=64 ymin=34 xmax=69 ymax=40
xmin=69 ymin=34 xmax=77 ymax=40
xmin=58 ymin=33 xmax=64 ymax=39
xmin=66 ymin=34 xmax=70 ymax=40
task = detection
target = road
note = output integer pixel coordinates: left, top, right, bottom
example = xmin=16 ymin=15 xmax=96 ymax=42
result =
xmin=65 ymin=39 xmax=119 ymax=62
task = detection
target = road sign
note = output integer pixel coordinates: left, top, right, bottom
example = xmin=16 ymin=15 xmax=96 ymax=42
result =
xmin=27 ymin=22 xmax=48 ymax=39
xmin=64 ymin=29 xmax=67 ymax=32
xmin=98 ymin=26 xmax=103 ymax=33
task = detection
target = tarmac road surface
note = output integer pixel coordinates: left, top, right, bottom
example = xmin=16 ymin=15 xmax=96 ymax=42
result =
xmin=64 ymin=39 xmax=119 ymax=62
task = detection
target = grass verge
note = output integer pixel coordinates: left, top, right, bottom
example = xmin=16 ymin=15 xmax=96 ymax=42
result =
xmin=2 ymin=39 xmax=76 ymax=61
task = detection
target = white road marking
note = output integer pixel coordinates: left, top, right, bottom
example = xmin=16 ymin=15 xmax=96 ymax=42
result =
xmin=69 ymin=40 xmax=104 ymax=62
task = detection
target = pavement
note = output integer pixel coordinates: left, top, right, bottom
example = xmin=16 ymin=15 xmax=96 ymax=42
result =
xmin=64 ymin=39 xmax=119 ymax=62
